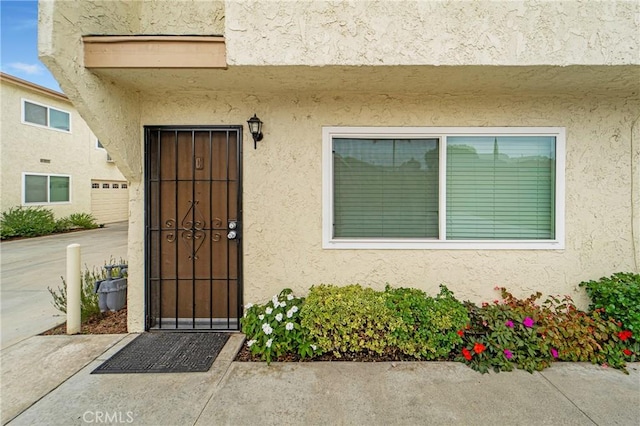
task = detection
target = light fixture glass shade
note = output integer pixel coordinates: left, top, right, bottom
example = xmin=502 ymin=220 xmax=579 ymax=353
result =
xmin=247 ymin=114 xmax=262 ymax=136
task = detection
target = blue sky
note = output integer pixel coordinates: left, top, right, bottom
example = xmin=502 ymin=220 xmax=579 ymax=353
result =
xmin=1 ymin=0 xmax=62 ymax=91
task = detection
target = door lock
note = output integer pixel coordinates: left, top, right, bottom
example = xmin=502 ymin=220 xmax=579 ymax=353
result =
xmin=227 ymin=231 xmax=237 ymax=240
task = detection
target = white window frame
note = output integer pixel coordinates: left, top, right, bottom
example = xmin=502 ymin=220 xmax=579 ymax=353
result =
xmin=22 ymin=172 xmax=72 ymax=205
xmin=21 ymin=98 xmax=72 ymax=133
xmin=322 ymin=126 xmax=565 ymax=250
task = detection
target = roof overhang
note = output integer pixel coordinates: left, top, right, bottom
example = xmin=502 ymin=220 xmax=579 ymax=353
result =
xmin=82 ymin=65 xmax=640 ymax=98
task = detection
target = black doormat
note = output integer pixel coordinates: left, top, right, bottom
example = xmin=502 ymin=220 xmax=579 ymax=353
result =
xmin=92 ymin=332 xmax=230 ymax=374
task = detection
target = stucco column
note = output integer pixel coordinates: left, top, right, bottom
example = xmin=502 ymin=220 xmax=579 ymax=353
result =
xmin=632 ymin=114 xmax=640 ymax=272
xmin=39 ymin=0 xmax=144 ymax=331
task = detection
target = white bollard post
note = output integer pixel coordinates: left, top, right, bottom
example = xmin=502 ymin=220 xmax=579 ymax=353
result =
xmin=66 ymin=243 xmax=81 ymax=335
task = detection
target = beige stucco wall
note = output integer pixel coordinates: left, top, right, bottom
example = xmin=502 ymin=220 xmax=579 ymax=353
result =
xmin=39 ymin=0 xmax=640 ymax=332
xmin=225 ymin=0 xmax=640 ymax=66
xmin=139 ymin=91 xmax=639 ymax=310
xmin=0 ymin=78 xmax=125 ymax=218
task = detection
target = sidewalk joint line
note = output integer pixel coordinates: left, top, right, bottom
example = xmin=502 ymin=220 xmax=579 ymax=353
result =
xmin=538 ymin=371 xmax=598 ymax=425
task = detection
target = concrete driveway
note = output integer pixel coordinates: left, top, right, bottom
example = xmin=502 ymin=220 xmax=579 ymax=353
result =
xmin=0 ymin=222 xmax=128 ymax=349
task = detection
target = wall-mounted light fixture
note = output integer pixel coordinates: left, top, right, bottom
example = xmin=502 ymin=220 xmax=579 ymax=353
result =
xmin=247 ymin=114 xmax=263 ymax=149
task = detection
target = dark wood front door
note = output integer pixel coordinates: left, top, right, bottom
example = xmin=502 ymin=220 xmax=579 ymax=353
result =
xmin=145 ymin=127 xmax=242 ymax=330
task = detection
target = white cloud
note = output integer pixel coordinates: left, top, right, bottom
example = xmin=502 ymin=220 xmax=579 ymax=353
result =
xmin=9 ymin=62 xmax=44 ymax=75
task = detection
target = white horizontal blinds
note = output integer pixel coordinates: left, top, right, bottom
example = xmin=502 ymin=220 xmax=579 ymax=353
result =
xmin=333 ymin=138 xmax=439 ymax=238
xmin=446 ymin=136 xmax=555 ymax=240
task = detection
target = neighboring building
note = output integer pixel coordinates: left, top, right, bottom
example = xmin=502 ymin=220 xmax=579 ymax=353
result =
xmin=38 ymin=0 xmax=639 ymax=333
xmin=0 ymin=72 xmax=128 ymax=224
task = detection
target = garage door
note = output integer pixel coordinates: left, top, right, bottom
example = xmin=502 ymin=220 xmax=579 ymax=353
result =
xmin=91 ymin=180 xmax=128 ymax=224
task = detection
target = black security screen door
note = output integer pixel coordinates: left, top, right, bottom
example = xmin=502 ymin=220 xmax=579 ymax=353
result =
xmin=145 ymin=127 xmax=242 ymax=331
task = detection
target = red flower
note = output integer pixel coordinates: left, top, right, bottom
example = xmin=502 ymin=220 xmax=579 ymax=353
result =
xmin=473 ymin=342 xmax=486 ymax=354
xmin=462 ymin=348 xmax=472 ymax=361
xmin=623 ymin=349 xmax=632 ymax=356
xmin=457 ymin=330 xmax=464 ymax=337
xmin=618 ymin=330 xmax=633 ymax=341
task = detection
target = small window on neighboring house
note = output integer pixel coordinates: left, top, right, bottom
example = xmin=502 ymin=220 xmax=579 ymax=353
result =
xmin=121 ymin=183 xmax=128 ymax=189
xmin=23 ymin=173 xmax=70 ymax=204
xmin=112 ymin=184 xmax=119 ymax=189
xmin=102 ymin=183 xmax=110 ymax=189
xmin=91 ymin=183 xmax=100 ymax=189
xmin=22 ymin=99 xmax=71 ymax=132
xmin=323 ymin=127 xmax=565 ymax=250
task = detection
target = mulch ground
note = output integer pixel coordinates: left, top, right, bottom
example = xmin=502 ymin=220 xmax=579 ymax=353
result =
xmin=235 ymin=343 xmax=456 ymax=363
xmin=41 ymin=307 xmax=128 ymax=335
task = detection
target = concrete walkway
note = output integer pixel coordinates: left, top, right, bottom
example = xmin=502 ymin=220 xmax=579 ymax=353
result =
xmin=2 ymin=333 xmax=639 ymax=426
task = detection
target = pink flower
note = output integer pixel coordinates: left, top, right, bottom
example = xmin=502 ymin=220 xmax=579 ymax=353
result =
xmin=505 ymin=320 xmax=514 ymax=328
xmin=504 ymin=349 xmax=513 ymax=359
xmin=551 ymin=348 xmax=558 ymax=358
xmin=523 ymin=317 xmax=535 ymax=328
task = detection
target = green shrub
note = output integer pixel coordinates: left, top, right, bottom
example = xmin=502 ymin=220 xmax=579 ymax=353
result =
xmin=241 ymin=289 xmax=312 ymax=364
xmin=385 ymin=285 xmax=468 ymax=360
xmin=579 ymin=273 xmax=640 ymax=334
xmin=0 ymin=206 xmax=56 ymax=239
xmin=68 ymin=212 xmax=99 ymax=229
xmin=47 ymin=260 xmax=127 ymax=322
xmin=54 ymin=216 xmax=73 ymax=233
xmin=300 ymin=284 xmax=403 ymax=357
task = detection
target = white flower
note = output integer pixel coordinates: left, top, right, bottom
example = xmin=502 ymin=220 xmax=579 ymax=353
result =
xmin=275 ymin=313 xmax=283 ymax=322
xmin=245 ymin=303 xmax=254 ymax=310
xmin=286 ymin=322 xmax=294 ymax=331
xmin=258 ymin=314 xmax=265 ymax=320
xmin=286 ymin=310 xmax=293 ymax=319
xmin=287 ymin=294 xmax=294 ymax=301
xmin=290 ymin=306 xmax=298 ymax=313
xmin=311 ymin=344 xmax=317 ymax=351
xmin=265 ymin=307 xmax=273 ymax=315
xmin=280 ymin=301 xmax=286 ymax=307
xmin=266 ymin=338 xmax=273 ymax=348
xmin=262 ymin=323 xmax=273 ymax=335
xmin=246 ymin=339 xmax=257 ymax=347
xmin=272 ymin=295 xmax=279 ymax=305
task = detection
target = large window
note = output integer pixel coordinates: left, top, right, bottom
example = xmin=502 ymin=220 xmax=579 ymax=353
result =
xmin=23 ymin=173 xmax=71 ymax=204
xmin=323 ymin=127 xmax=565 ymax=249
xmin=22 ymin=99 xmax=71 ymax=132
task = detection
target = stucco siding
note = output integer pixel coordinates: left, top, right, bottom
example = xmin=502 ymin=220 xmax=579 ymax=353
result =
xmin=38 ymin=0 xmax=640 ymax=332
xmin=139 ymin=91 xmax=638 ymax=308
xmin=226 ymin=0 xmax=640 ymax=66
